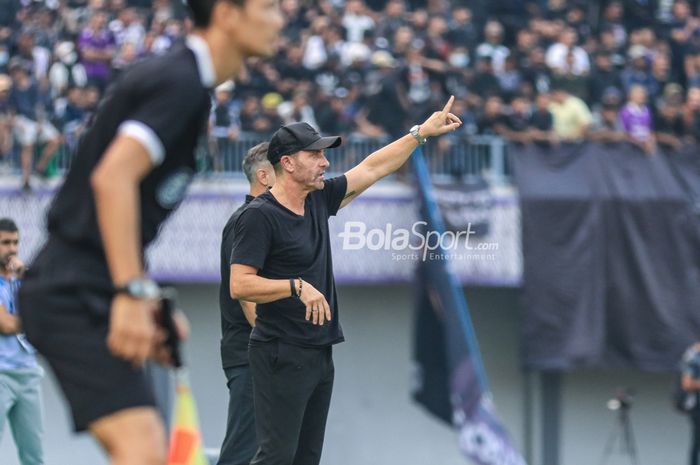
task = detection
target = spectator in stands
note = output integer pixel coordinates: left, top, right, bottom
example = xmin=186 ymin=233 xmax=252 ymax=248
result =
xmin=424 ymin=15 xmax=450 ymax=63
xmin=259 ymin=92 xmax=284 ymax=134
xmin=529 ymin=92 xmax=557 ymax=146
xmin=497 ymin=55 xmax=524 ymax=102
xmin=620 ymin=84 xmax=656 ymax=154
xmin=12 ymin=30 xmax=50 ymax=82
xmin=600 ymin=1 xmax=627 ymax=49
xmin=590 ymin=53 xmax=624 ymax=107
xmin=0 ymin=74 xmax=11 ymax=159
xmin=549 ymin=82 xmax=593 ymax=142
xmin=546 ymin=27 xmax=590 ymax=76
xmin=622 ymin=45 xmax=658 ymax=99
xmin=78 ymin=9 xmax=116 ymax=91
xmin=476 ymin=95 xmax=508 ymax=136
xmin=652 ymin=50 xmax=673 ymax=100
xmin=471 ymin=55 xmax=501 ymax=100
xmin=476 ymin=20 xmax=509 ymax=75
xmin=209 ymin=81 xmax=240 ymax=172
xmin=56 ymin=85 xmax=87 ymax=152
xmin=401 ymin=44 xmax=432 ymax=122
xmin=522 ymin=47 xmax=553 ymax=95
xmin=598 ymin=25 xmax=627 ymax=68
xmin=48 ymin=41 xmax=87 ymax=99
xmin=342 ymin=0 xmax=375 ymax=43
xmin=375 ymin=0 xmax=407 ymax=42
xmin=8 ymin=60 xmax=60 ymax=190
xmin=684 ymin=86 xmax=700 ymax=142
xmin=447 ymin=6 xmax=478 ymax=50
xmin=239 ymin=95 xmax=265 ymax=135
xmin=109 ymin=7 xmax=145 ymax=51
xmin=590 ymin=100 xmax=627 ymax=145
xmin=554 ymin=49 xmax=591 ymax=101
xmin=355 ymin=50 xmax=406 ymax=139
xmin=655 ymin=83 xmax=686 ymax=150
xmin=669 ymin=0 xmax=700 ymax=85
xmin=501 ymin=95 xmax=532 ymax=144
xmin=316 ymin=88 xmax=356 ymax=135
xmin=278 ymin=90 xmax=319 ymax=128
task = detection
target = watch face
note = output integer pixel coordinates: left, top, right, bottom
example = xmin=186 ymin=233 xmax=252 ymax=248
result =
xmin=128 ymin=279 xmax=161 ymax=299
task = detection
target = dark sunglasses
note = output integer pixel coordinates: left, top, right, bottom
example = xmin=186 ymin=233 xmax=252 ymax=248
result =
xmin=0 ymin=239 xmax=18 ymax=246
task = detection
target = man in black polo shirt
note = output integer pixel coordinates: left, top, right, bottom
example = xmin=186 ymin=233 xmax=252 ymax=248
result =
xmin=217 ymin=142 xmax=275 ymax=465
xmin=17 ymin=1 xmax=283 ymax=464
xmin=230 ymin=97 xmax=461 ymax=465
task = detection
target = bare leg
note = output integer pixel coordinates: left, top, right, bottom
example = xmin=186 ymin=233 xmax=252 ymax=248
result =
xmin=89 ymin=407 xmax=167 ymax=465
xmin=20 ymin=144 xmax=33 ymax=187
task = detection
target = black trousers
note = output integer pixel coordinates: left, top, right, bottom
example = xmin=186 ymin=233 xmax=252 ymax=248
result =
xmin=249 ymin=340 xmax=334 ymax=465
xmin=217 ymin=365 xmax=257 ymax=465
xmin=691 ymin=408 xmax=700 ymax=465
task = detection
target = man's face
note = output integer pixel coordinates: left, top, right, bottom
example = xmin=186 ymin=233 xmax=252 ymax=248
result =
xmin=289 ymin=149 xmax=329 ymax=191
xmin=0 ymin=231 xmax=19 ymax=270
xmin=227 ymin=0 xmax=285 ymax=59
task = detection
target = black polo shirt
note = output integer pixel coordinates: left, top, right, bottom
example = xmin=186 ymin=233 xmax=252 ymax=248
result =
xmin=46 ymin=36 xmax=214 ymax=283
xmin=231 ymin=176 xmax=348 ymax=347
xmin=220 ymin=195 xmax=254 ymax=369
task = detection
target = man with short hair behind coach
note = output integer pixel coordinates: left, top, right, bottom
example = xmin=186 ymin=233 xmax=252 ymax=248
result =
xmin=230 ymin=96 xmax=461 ymax=465
xmin=217 ymin=142 xmax=275 ymax=465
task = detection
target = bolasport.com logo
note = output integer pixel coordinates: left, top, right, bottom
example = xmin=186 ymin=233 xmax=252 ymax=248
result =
xmin=338 ymin=221 xmax=499 ymax=262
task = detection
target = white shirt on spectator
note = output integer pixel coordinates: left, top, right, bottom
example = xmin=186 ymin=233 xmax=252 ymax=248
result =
xmin=342 ymin=13 xmax=374 ymax=43
xmin=546 ymin=43 xmax=590 ymax=75
xmin=475 ymin=42 xmax=509 ymax=74
xmin=303 ymin=35 xmax=327 ymax=70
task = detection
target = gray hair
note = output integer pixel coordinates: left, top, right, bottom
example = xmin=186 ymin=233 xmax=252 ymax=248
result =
xmin=242 ymin=142 xmax=271 ymax=183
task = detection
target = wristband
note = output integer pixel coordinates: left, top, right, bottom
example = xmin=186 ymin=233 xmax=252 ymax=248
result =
xmin=297 ymin=277 xmax=303 ymax=298
xmin=290 ymin=278 xmax=297 ymax=297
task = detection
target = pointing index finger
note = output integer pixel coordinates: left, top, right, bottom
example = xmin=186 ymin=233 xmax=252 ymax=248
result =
xmin=442 ymin=95 xmax=455 ymax=115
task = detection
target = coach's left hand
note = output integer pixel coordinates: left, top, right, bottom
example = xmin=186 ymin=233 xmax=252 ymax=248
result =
xmin=416 ymin=95 xmax=462 ymax=138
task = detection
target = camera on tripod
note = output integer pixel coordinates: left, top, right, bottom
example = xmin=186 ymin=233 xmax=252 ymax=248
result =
xmin=607 ymin=388 xmax=635 ymax=411
xmin=601 ymin=388 xmax=639 ymax=465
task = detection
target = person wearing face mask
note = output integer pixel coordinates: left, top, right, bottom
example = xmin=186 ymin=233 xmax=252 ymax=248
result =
xmin=0 ymin=217 xmax=45 ymax=465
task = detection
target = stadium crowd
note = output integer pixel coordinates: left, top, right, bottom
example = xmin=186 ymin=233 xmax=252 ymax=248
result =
xmin=1 ymin=0 xmax=700 ymax=184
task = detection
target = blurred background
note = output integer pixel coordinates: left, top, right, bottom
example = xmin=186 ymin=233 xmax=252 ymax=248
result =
xmin=2 ymin=0 xmax=700 ymax=464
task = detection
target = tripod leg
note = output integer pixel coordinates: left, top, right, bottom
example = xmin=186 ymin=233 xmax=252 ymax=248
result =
xmin=599 ymin=422 xmax=621 ymax=465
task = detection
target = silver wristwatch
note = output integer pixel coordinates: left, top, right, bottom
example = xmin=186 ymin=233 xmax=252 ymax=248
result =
xmin=115 ymin=277 xmax=161 ymax=300
xmin=410 ymin=125 xmax=427 ymax=144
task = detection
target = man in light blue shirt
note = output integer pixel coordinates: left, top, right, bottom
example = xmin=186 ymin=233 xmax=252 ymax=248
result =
xmin=0 ymin=218 xmax=43 ymax=465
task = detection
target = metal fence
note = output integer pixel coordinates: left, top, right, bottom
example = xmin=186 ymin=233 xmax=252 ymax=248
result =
xmin=4 ymin=133 xmax=510 ymax=183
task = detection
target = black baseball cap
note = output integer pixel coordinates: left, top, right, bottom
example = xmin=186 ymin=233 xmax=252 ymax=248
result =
xmin=267 ymin=122 xmax=342 ymax=165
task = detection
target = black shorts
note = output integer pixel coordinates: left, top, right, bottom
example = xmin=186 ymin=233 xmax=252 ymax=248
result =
xmin=18 ymin=243 xmax=155 ymax=432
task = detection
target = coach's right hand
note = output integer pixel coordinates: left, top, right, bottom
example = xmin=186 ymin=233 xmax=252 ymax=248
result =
xmin=108 ymin=294 xmax=159 ymax=367
xmin=300 ymin=280 xmax=331 ymax=326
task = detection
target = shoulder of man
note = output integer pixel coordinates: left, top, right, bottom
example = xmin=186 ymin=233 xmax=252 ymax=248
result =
xmin=117 ymin=46 xmax=197 ymax=95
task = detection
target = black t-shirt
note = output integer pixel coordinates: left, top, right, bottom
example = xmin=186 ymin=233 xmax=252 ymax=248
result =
xmin=46 ymin=40 xmax=211 ymax=282
xmin=220 ymin=195 xmax=254 ymax=369
xmin=231 ymin=176 xmax=348 ymax=347
xmin=529 ymin=109 xmax=553 ymax=131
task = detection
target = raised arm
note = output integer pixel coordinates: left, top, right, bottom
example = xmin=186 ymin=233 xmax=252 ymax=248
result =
xmin=340 ymin=96 xmax=461 ymax=209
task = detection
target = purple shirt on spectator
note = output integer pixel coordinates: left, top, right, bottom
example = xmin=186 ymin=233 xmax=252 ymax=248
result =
xmin=620 ymin=103 xmax=652 ymax=141
xmin=78 ymin=27 xmax=115 ymax=81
